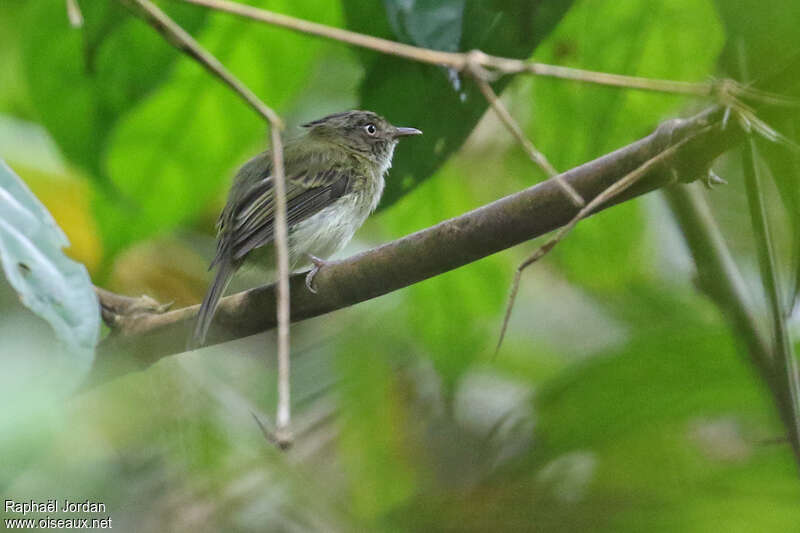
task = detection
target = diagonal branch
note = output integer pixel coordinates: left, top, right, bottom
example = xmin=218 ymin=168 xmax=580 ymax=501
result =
xmin=470 ymin=75 xmax=559 ymax=178
xmin=88 ymin=106 xmax=741 ymax=385
xmin=469 ymin=69 xmax=584 ymax=209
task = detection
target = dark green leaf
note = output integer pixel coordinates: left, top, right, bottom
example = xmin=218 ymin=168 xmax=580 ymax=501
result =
xmin=384 ymin=0 xmax=464 ymax=53
xmin=343 ymin=0 xmax=575 ymax=207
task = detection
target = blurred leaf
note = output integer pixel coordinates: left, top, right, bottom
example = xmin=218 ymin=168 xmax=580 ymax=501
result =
xmin=336 ymin=333 xmax=418 ymax=523
xmin=0 ymin=159 xmax=98 ymax=372
xmin=20 ymin=0 xmax=207 ymax=176
xmin=714 ymin=0 xmax=800 ymax=312
xmin=528 ymin=0 xmax=723 ymax=291
xmin=343 ymin=0 xmax=575 ymax=207
xmin=714 ymin=0 xmax=800 ymax=80
xmin=95 ymin=0 xmax=341 ymax=259
xmin=0 ymin=2 xmax=34 ymax=118
xmin=528 ymin=315 xmax=800 ymax=531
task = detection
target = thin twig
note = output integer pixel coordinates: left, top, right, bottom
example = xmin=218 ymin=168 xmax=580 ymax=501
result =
xmin=742 ymin=138 xmax=800 ymax=463
xmin=175 ymin=0 xmax=710 ymax=97
xmin=270 ymin=127 xmax=293 ymax=447
xmin=495 ymin=125 xmax=713 ymax=354
xmin=177 ymin=0 xmax=800 ymax=109
xmin=251 ymin=411 xmax=291 ymax=450
xmin=122 ymin=0 xmax=283 ymax=128
xmin=786 ymin=122 xmax=800 ymax=316
xmin=471 ymin=73 xmax=583 ymax=208
xmin=120 ymin=0 xmax=292 ymax=442
xmin=470 ymin=62 xmax=584 ymax=209
xmin=66 ymin=0 xmax=84 ymax=27
xmin=473 ymin=76 xmax=557 ymax=177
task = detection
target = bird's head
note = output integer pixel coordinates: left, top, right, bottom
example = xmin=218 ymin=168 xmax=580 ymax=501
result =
xmin=302 ymin=110 xmax=421 ymax=166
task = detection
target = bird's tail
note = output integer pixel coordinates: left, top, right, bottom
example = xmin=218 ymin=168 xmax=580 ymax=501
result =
xmin=189 ymin=259 xmax=236 ymax=349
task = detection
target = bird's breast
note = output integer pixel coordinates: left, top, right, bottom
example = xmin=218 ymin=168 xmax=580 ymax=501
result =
xmin=287 ymin=172 xmax=384 ymax=268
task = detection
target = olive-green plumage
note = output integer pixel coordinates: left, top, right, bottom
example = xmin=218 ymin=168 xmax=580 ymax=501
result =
xmin=191 ymin=110 xmax=421 ymax=347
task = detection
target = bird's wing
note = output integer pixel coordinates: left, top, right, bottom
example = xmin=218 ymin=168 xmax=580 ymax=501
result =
xmin=212 ymin=152 xmax=351 ymax=265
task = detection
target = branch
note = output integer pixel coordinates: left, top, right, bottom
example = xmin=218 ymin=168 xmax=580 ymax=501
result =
xmin=471 ymin=74 xmax=559 ymax=178
xmin=465 ymin=61 xmax=584 ymax=209
xmin=177 ymin=0 xmax=716 ymax=97
xmin=88 ymin=106 xmax=741 ymax=385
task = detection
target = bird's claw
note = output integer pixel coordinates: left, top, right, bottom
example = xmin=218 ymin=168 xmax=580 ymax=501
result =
xmin=304 ymin=254 xmax=328 ymax=294
xmin=701 ymin=169 xmax=728 ymax=189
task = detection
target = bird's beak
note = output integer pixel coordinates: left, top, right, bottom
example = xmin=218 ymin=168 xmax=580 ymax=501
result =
xmin=393 ymin=127 xmax=423 ymax=138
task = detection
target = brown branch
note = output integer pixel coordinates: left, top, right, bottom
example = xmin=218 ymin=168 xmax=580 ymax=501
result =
xmin=88 ymin=106 xmax=741 ymax=385
xmin=121 ymin=0 xmax=283 ymax=128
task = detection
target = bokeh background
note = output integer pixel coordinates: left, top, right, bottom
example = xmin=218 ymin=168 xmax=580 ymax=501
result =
xmin=2 ymin=0 xmax=800 ymax=531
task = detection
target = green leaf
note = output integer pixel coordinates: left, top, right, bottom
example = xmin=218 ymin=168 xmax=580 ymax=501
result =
xmin=20 ymin=0 xmax=207 ymax=176
xmin=97 ymin=0 xmax=341 ymax=258
xmin=343 ymin=0 xmax=575 ymax=207
xmin=713 ymin=0 xmax=800 ymax=311
xmin=0 ymin=159 xmax=98 ymax=375
xmin=527 ymin=0 xmax=723 ymax=291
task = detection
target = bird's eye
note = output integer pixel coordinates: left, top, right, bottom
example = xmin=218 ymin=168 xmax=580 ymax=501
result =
xmin=364 ymin=123 xmax=377 ymax=136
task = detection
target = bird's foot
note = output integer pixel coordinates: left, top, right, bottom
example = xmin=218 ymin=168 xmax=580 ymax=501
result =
xmin=304 ymin=254 xmax=329 ymax=294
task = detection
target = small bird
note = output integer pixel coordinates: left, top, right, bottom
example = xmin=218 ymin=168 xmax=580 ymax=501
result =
xmin=191 ymin=110 xmax=422 ymax=347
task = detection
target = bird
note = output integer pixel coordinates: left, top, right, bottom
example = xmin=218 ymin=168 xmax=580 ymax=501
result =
xmin=190 ymin=110 xmax=422 ymax=348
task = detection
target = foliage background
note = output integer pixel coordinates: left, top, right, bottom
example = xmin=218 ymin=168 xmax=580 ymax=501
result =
xmin=1 ymin=0 xmax=800 ymax=531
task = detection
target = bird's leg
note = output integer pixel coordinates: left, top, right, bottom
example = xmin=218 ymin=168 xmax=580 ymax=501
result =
xmin=304 ymin=254 xmax=329 ymax=294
